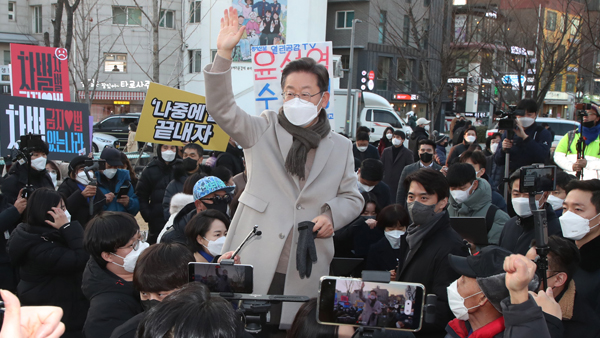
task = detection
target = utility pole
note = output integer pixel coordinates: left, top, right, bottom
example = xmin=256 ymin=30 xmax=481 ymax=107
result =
xmin=345 ymin=19 xmax=362 ymax=136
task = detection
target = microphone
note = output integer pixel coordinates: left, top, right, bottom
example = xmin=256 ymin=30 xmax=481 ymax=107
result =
xmin=231 ymin=225 xmax=261 ymax=259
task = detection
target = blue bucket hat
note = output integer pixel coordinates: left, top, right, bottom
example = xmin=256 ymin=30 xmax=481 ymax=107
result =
xmin=193 ymin=176 xmax=235 ymax=200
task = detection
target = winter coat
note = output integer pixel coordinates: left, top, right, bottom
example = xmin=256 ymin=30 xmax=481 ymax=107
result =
xmin=446 ymin=143 xmax=470 ymax=166
xmin=57 ymin=178 xmax=106 ymax=228
xmin=447 ymin=178 xmax=510 ymax=245
xmin=334 ymin=216 xmax=384 ymax=259
xmin=157 ymin=193 xmax=195 ymax=243
xmin=353 ymin=144 xmax=380 ymax=171
xmin=498 ymin=204 xmax=563 ymax=255
xmin=409 ymin=126 xmax=429 ymax=162
xmin=396 ymin=212 xmax=468 ymax=337
xmin=8 ymin=221 xmax=89 ymax=335
xmin=81 ymin=258 xmax=142 ymax=338
xmin=95 ymin=169 xmax=140 ymax=215
xmin=408 ymin=115 xmax=417 ymax=130
xmin=574 ymin=233 xmax=600 ymax=318
xmin=136 ymin=157 xmax=182 ymax=242
xmin=367 ymin=181 xmax=392 ymax=209
xmin=545 ymin=280 xmax=600 ymax=338
xmin=493 ymin=123 xmax=553 ymax=172
xmin=554 ymin=131 xmax=600 ymax=179
xmin=110 ymin=312 xmax=145 ymax=338
xmin=1 ymin=163 xmax=54 ymax=204
xmin=161 ymin=175 xmax=187 ymax=221
xmin=378 ymin=137 xmax=393 ymax=156
xmin=160 ymin=202 xmax=197 ymax=245
xmin=0 ymin=194 xmax=22 ymax=292
xmin=216 ymin=143 xmax=245 ymax=176
xmin=436 ymin=144 xmax=447 ymax=166
xmin=365 ymin=235 xmax=408 ymax=272
xmin=395 ymin=161 xmax=442 ymax=207
xmin=380 ymin=145 xmax=414 ymax=204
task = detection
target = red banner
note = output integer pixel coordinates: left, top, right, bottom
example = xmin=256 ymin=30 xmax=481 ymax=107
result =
xmin=10 ymin=43 xmax=70 ymax=101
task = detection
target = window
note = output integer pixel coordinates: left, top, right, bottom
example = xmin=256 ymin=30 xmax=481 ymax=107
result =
xmin=51 ymin=3 xmax=57 ymax=20
xmin=378 ymin=11 xmax=387 ymax=44
xmin=545 ymin=122 xmax=577 ymax=136
xmin=8 ymin=2 xmax=15 ymax=21
xmin=112 ymin=6 xmax=142 ymax=25
xmin=571 ymin=18 xmax=580 ymax=35
xmin=455 ymin=57 xmax=468 ymax=77
xmin=32 ymin=6 xmax=42 ymax=33
xmin=211 ymin=49 xmax=217 ymax=62
xmin=373 ymin=110 xmax=402 ymax=128
xmin=424 ymin=0 xmax=430 ymax=6
xmin=546 ymin=11 xmax=557 ymax=31
xmin=159 ymin=10 xmax=175 ymax=28
xmin=422 ymin=18 xmax=429 ymax=49
xmin=376 ymin=56 xmax=391 ymax=91
xmin=104 ymin=53 xmax=127 ymax=72
xmin=336 ymin=11 xmax=354 ymax=29
xmin=554 ymin=74 xmax=563 ymax=91
xmin=4 ymin=51 xmax=10 ymax=65
xmin=397 ymin=58 xmax=413 ymax=91
xmin=403 ymin=15 xmax=410 ymax=46
xmin=566 ymin=75 xmax=576 ymax=92
xmin=189 ymin=1 xmax=201 ymax=23
xmin=189 ymin=50 xmax=201 ymax=73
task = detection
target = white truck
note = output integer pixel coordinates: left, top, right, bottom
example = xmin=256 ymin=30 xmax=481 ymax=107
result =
xmin=331 ymin=89 xmax=412 ymax=143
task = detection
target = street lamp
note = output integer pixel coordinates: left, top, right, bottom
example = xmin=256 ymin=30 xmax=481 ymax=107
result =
xmin=345 ymin=18 xmax=362 ymax=136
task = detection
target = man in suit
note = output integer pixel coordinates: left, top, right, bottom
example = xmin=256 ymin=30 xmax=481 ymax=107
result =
xmin=380 ymin=130 xmax=414 ymax=203
xmin=396 ymin=139 xmax=442 ymax=206
xmin=203 ymin=8 xmax=363 ymax=329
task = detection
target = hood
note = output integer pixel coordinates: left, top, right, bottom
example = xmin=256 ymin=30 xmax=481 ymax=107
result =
xmin=170 ymin=193 xmax=194 ymax=216
xmin=81 ymin=258 xmax=134 ymax=300
xmin=156 ymin=146 xmax=180 ymax=163
xmin=8 ymin=223 xmax=60 ymax=265
xmin=450 ymin=178 xmax=492 ymax=213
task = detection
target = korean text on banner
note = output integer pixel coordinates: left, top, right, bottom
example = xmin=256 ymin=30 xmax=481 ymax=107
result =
xmin=10 ymin=43 xmax=70 ymax=102
xmin=136 ymin=83 xmax=229 ymax=152
xmin=251 ymin=42 xmax=333 ymax=119
xmin=0 ymin=96 xmax=90 ymax=161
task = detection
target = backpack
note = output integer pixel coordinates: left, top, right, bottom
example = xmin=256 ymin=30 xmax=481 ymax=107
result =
xmin=485 ymin=204 xmax=499 ymax=233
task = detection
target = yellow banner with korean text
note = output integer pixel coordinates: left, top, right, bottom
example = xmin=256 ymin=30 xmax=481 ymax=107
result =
xmin=136 ymin=83 xmax=229 ymax=151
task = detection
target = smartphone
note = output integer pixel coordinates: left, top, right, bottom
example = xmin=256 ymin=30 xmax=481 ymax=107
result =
xmin=317 ymin=276 xmax=425 ymax=332
xmin=117 ymin=184 xmax=130 ymax=198
xmin=188 ymin=262 xmax=254 ymax=294
xmin=519 ymin=165 xmax=556 ymax=194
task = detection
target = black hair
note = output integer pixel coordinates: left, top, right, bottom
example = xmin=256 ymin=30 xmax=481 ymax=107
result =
xmin=360 ymin=159 xmax=384 ymax=182
xmin=133 ymin=242 xmax=194 ymax=293
xmin=356 ymin=132 xmax=370 ymax=142
xmin=357 ymin=126 xmax=371 ymax=134
xmin=376 ymin=204 xmax=410 ymax=231
xmin=418 ymin=139 xmax=436 ymax=150
xmin=463 ymin=127 xmax=477 ymax=137
xmin=459 ymin=150 xmax=487 ymax=170
xmin=509 ymin=169 xmax=522 ymax=192
xmin=136 ymin=282 xmax=243 ymax=338
xmin=129 ymin=123 xmax=137 ymax=132
xmin=532 ymin=235 xmax=580 ymax=288
xmin=556 ymin=172 xmax=576 ymax=190
xmin=465 ymin=120 xmax=472 ymax=127
xmin=46 ymin=160 xmax=61 ymax=180
xmin=381 ymin=127 xmax=394 ymax=139
xmin=361 ymin=192 xmax=380 ymax=215
xmin=541 ymin=123 xmax=549 ymax=128
xmin=565 ymin=179 xmax=600 ymax=214
xmin=446 ymin=163 xmax=476 ymax=188
xmin=70 ymin=163 xmax=87 ymax=179
xmin=25 ymin=188 xmax=64 ymax=228
xmin=212 ymin=166 xmax=233 ymax=186
xmin=183 ymin=143 xmax=204 ymax=158
xmin=183 ymin=172 xmax=207 ymax=195
xmin=84 ymin=212 xmax=139 ymax=269
xmin=486 ymin=133 xmax=502 ymax=150
xmin=287 ymin=298 xmax=338 ymax=338
xmin=516 ymin=98 xmax=538 ymax=113
xmin=281 ymin=57 xmax=329 ymax=94
xmin=393 ymin=130 xmax=406 ymax=139
xmin=404 ymin=168 xmax=449 ymax=201
xmin=185 ymin=210 xmax=231 ymax=253
xmin=157 ymin=144 xmax=180 ymax=162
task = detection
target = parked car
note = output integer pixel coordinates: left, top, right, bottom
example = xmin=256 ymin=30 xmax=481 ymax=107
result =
xmin=486 ymin=117 xmax=579 ymax=150
xmin=92 ymin=133 xmax=119 ymax=153
xmin=93 ymin=113 xmax=140 ymax=149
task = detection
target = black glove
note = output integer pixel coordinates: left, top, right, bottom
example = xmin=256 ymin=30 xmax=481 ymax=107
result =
xmin=296 ymin=221 xmax=318 ymax=279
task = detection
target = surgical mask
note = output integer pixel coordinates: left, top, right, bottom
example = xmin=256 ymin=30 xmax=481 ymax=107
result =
xmin=202 ymin=236 xmax=226 ymax=256
xmin=447 ymin=279 xmax=483 ymax=321
xmin=49 ymin=172 xmax=58 ymax=187
xmin=407 ymin=201 xmax=437 ymax=226
xmin=490 ymin=143 xmax=499 ymax=154
xmin=465 ymin=135 xmax=477 ymax=143
xmin=162 ymin=150 xmax=176 ymax=162
xmin=512 ymin=197 xmax=537 ymax=218
xmin=386 ymin=133 xmax=393 ymax=140
xmin=358 ymin=180 xmax=374 ymax=193
xmin=31 ymin=157 xmax=47 ymax=171
xmin=518 ymin=117 xmax=535 ymax=128
xmin=450 ymin=182 xmax=474 ymax=204
xmin=559 ymin=211 xmax=600 ymax=241
xmin=547 ymin=195 xmax=564 ymax=212
xmin=385 ymin=230 xmax=405 ymax=249
xmin=111 ymin=241 xmax=150 ymax=273
xmin=369 ymin=295 xmax=376 ymax=300
xmin=425 ymin=125 xmax=430 ymax=131
xmin=141 ymin=299 xmax=160 ymax=312
xmin=392 ymin=138 xmax=402 ymax=146
xmin=283 ymin=97 xmax=322 ymax=127
xmin=183 ymin=158 xmax=198 ymax=171
xmin=357 ymin=146 xmax=368 ymax=152
xmin=419 ymin=152 xmax=433 ymax=163
xmin=64 ymin=210 xmax=72 ymax=223
xmin=76 ymin=171 xmax=92 ymax=185
xmin=103 ymin=168 xmax=117 ymax=179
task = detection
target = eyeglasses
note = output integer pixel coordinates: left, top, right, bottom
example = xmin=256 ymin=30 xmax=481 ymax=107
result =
xmin=201 ymin=194 xmax=232 ymax=204
xmin=281 ymin=91 xmax=323 ymax=104
xmin=121 ymin=231 xmax=146 ymax=251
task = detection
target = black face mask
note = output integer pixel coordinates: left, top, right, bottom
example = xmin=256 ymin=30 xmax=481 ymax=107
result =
xmin=183 ymin=158 xmax=198 ymax=171
xmin=583 ymin=121 xmax=596 ymax=128
xmin=419 ymin=152 xmax=433 ymax=163
xmin=203 ymin=195 xmax=232 ymax=215
xmin=141 ymin=299 xmax=160 ymax=311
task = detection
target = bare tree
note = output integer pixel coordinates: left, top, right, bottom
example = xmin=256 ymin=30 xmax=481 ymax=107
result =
xmin=52 ymin=0 xmax=81 ymax=54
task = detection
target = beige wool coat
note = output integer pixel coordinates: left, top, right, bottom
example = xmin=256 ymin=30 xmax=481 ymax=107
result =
xmin=204 ymin=57 xmax=363 ymax=327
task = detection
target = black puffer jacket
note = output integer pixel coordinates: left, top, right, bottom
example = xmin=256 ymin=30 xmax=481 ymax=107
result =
xmin=0 ymin=194 xmax=22 ymax=292
xmin=136 ymin=154 xmax=182 ymax=243
xmin=8 ymin=221 xmax=89 ymax=336
xmin=216 ymin=143 xmax=245 ymax=176
xmin=58 ymin=178 xmax=106 ymax=228
xmin=1 ymin=163 xmax=54 ymax=204
xmin=408 ymin=126 xmax=429 ymax=162
xmin=81 ymin=258 xmax=142 ymax=338
xmin=498 ymin=204 xmax=563 ymax=255
xmin=160 ymin=202 xmax=196 ymax=245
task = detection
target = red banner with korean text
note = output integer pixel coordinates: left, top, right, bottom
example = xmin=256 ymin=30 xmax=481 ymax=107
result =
xmin=10 ymin=43 xmax=70 ymax=102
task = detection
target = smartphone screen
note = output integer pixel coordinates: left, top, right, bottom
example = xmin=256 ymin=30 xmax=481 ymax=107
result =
xmin=318 ymin=277 xmax=424 ymax=332
xmin=188 ymin=262 xmax=253 ymax=294
xmin=519 ymin=166 xmax=556 ymax=193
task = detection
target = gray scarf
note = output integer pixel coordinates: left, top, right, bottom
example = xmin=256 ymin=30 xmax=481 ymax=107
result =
xmin=277 ymin=108 xmax=331 ymax=180
xmin=404 ymin=210 xmax=445 ymax=266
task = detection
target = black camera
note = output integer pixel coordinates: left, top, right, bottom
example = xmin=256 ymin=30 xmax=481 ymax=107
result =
xmin=519 ymin=164 xmax=557 ymax=194
xmin=494 ymin=105 xmax=526 ymax=131
xmin=18 ymin=134 xmax=45 ymax=152
xmin=84 ymin=159 xmax=106 ymax=171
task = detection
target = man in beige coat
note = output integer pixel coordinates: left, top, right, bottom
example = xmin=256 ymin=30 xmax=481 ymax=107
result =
xmin=203 ymin=8 xmax=364 ymax=328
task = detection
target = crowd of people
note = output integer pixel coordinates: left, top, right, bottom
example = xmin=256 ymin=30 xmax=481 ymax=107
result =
xmin=2 ymin=6 xmax=600 ymax=338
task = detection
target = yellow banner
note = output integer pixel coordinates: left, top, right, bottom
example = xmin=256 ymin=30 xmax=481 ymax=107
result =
xmin=136 ymin=83 xmax=229 ymax=151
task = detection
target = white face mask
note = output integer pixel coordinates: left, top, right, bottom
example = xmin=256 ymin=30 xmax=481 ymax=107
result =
xmin=450 ymin=182 xmax=474 ymax=205
xmin=424 ymin=125 xmax=430 ymax=131
xmin=357 ymin=146 xmax=368 ymax=152
xmin=49 ymin=172 xmax=58 ymax=187
xmin=547 ymin=195 xmax=564 ymax=212
xmin=386 ymin=133 xmax=393 ymax=140
xmin=447 ymin=279 xmax=483 ymax=321
xmin=490 ymin=143 xmax=499 ymax=154
xmin=31 ymin=157 xmax=47 ymax=171
xmin=559 ymin=211 xmax=600 ymax=241
xmin=392 ymin=138 xmax=402 ymax=146
xmin=202 ymin=236 xmax=226 ymax=256
xmin=518 ymin=117 xmax=535 ymax=128
xmin=162 ymin=150 xmax=176 ymax=162
xmin=283 ymin=96 xmax=323 ymax=127
xmin=64 ymin=209 xmax=72 ymax=223
xmin=465 ymin=135 xmax=477 ymax=143
xmin=357 ymin=180 xmax=375 ymax=193
xmin=512 ymin=197 xmax=539 ymax=218
xmin=385 ymin=230 xmax=405 ymax=249
xmin=111 ymin=241 xmax=149 ymax=273
xmin=76 ymin=171 xmax=92 ymax=185
xmin=103 ymin=168 xmax=118 ymax=179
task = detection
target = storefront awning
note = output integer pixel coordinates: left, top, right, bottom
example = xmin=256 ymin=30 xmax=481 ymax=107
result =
xmin=78 ymin=91 xmax=145 ymax=101
xmin=0 ymin=33 xmax=38 ymax=45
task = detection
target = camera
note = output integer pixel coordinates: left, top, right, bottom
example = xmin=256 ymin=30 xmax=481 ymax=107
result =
xmin=18 ymin=134 xmax=45 ymax=152
xmin=519 ymin=164 xmax=557 ymax=194
xmin=494 ymin=105 xmax=526 ymax=131
xmin=84 ymin=159 xmax=106 ymax=171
